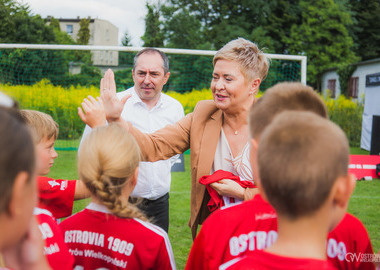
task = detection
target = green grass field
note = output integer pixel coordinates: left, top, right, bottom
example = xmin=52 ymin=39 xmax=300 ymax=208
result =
xmin=48 ymin=148 xmax=380 ymax=270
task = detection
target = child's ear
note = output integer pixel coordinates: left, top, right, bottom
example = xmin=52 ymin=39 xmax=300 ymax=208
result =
xmin=130 ymin=167 xmax=139 ymax=187
xmin=256 ymin=180 xmax=270 ymax=203
xmin=332 ymin=173 xmax=356 ymax=208
xmin=8 ymin=171 xmax=30 ymax=217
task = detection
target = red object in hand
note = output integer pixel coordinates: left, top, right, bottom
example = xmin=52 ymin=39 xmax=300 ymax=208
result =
xmin=199 ymin=170 xmax=256 ymax=212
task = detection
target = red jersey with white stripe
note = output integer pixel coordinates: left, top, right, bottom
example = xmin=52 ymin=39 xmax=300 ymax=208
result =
xmin=327 ymin=213 xmax=375 ymax=270
xmin=35 ymin=208 xmax=74 ymax=270
xmin=185 ymin=194 xmax=278 ymax=270
xmin=219 ymin=250 xmax=336 ymax=270
xmin=59 ymin=202 xmax=176 ymax=270
xmin=38 ymin=176 xmax=76 ymax=219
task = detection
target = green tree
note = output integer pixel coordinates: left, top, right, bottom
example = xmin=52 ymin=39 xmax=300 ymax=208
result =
xmin=161 ymin=0 xmax=275 ymax=50
xmin=0 ymin=0 xmax=55 ymax=44
xmin=349 ymin=0 xmax=380 ymax=60
xmin=49 ymin=17 xmax=76 ymax=45
xmin=49 ymin=17 xmax=60 ymax=30
xmin=121 ymin=30 xmax=132 ymax=46
xmin=141 ymin=2 xmax=164 ymax=47
xmin=161 ymin=6 xmax=203 ymax=49
xmin=119 ymin=30 xmax=134 ymax=66
xmin=286 ymin=0 xmax=358 ymax=90
xmin=263 ymin=0 xmax=302 ymax=54
xmin=77 ymin=18 xmax=90 ymax=45
xmin=0 ymin=0 xmax=69 ymax=86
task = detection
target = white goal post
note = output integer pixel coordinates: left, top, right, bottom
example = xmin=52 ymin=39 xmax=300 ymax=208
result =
xmin=0 ymin=43 xmax=307 ymax=84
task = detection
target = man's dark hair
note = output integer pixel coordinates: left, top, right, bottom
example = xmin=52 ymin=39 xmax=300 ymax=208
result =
xmin=133 ymin=48 xmax=169 ymax=74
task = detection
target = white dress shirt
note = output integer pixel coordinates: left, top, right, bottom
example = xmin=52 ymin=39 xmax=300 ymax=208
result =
xmin=80 ymin=87 xmax=185 ymax=200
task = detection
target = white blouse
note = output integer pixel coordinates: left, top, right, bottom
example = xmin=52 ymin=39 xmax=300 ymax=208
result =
xmin=211 ymin=128 xmax=254 ymax=206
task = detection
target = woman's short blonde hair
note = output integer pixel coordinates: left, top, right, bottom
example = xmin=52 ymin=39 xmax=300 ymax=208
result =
xmin=213 ymin=37 xmax=270 ymax=82
xmin=78 ymin=123 xmax=147 ymax=220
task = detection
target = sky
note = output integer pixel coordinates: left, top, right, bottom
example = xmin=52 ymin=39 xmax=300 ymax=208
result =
xmin=22 ymin=0 xmax=148 ymax=46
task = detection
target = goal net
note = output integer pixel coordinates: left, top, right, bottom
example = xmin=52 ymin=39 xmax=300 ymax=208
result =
xmin=0 ymin=44 xmax=306 ymax=150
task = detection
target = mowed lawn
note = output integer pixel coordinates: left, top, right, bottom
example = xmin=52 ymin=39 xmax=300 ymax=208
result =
xmin=48 ymin=148 xmax=380 ymax=270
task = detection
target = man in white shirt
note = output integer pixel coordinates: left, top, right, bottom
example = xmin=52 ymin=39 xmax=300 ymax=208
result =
xmin=80 ymin=48 xmax=184 ymax=232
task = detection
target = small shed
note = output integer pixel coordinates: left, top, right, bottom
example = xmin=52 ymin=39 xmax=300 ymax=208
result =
xmin=321 ymin=58 xmax=380 ymax=103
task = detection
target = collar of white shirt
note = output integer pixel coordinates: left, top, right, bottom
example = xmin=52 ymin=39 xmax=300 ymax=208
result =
xmin=127 ymin=87 xmax=164 ymax=110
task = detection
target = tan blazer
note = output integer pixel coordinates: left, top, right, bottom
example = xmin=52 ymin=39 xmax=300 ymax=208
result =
xmin=127 ymin=100 xmax=223 ymax=239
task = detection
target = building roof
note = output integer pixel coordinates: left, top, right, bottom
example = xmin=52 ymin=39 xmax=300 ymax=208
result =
xmin=323 ymin=57 xmax=380 ymax=72
xmin=46 ymin=16 xmax=95 ymax=23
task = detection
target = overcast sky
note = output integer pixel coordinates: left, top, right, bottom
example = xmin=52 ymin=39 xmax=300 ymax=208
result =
xmin=22 ymin=0 xmax=147 ymax=46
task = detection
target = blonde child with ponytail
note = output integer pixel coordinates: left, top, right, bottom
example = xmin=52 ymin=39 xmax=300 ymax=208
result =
xmin=59 ymin=123 xmax=176 ymax=269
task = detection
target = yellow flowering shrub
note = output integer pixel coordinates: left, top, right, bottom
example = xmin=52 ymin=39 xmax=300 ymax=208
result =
xmin=0 ymin=82 xmax=362 ymax=147
xmin=1 ymin=80 xmax=99 ymax=140
xmin=321 ymin=94 xmax=363 ymax=147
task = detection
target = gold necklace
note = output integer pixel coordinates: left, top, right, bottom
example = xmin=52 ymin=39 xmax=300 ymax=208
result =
xmin=234 ymin=130 xmax=238 ymax=135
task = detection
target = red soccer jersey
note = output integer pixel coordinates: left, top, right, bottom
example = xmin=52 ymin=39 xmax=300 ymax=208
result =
xmin=327 ymin=213 xmax=375 ymax=270
xmin=35 ymin=208 xmax=74 ymax=270
xmin=38 ymin=176 xmax=76 ymax=219
xmin=185 ymin=194 xmax=278 ymax=270
xmin=186 ymin=194 xmax=374 ymax=270
xmin=219 ymin=250 xmax=336 ymax=270
xmin=59 ymin=203 xmax=176 ymax=270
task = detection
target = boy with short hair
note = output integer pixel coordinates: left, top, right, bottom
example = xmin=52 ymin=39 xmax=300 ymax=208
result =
xmin=20 ymin=109 xmax=89 ymax=218
xmin=222 ymin=111 xmax=354 ymax=269
xmin=20 ymin=109 xmax=91 ymax=270
xmin=186 ymin=82 xmax=374 ymax=270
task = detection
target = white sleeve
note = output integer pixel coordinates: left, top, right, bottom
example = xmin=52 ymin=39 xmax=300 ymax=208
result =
xmin=78 ymin=124 xmax=93 ymax=150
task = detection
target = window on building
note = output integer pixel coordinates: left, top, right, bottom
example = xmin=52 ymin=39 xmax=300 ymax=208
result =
xmin=327 ymin=79 xmax=336 ymax=98
xmin=348 ymin=77 xmax=359 ymax=98
xmin=66 ymin=25 xmax=73 ymax=34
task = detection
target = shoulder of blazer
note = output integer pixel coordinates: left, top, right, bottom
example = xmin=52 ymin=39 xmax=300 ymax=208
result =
xmin=193 ymin=100 xmax=220 ymax=120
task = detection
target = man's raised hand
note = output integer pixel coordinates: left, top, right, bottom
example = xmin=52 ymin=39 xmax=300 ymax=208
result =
xmin=100 ymin=69 xmax=130 ymax=122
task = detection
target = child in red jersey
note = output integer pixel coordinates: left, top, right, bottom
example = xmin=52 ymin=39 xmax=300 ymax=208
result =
xmin=20 ymin=110 xmax=90 ymax=219
xmin=221 ymin=111 xmax=354 ymax=269
xmin=20 ymin=109 xmax=87 ymax=269
xmin=60 ymin=123 xmax=176 ymax=270
xmin=186 ymin=83 xmax=374 ymax=270
xmin=0 ymin=106 xmax=49 ymax=270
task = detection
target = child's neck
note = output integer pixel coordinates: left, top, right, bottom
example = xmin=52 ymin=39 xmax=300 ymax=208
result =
xmin=266 ymin=212 xmax=329 ymax=260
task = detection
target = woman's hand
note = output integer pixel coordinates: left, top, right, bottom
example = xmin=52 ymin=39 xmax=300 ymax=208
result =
xmin=100 ymin=69 xmax=130 ymax=122
xmin=78 ymin=95 xmax=106 ymax=128
xmin=210 ymin=179 xmax=245 ymax=200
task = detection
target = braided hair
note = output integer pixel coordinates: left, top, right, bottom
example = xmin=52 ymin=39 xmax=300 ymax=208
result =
xmin=78 ymin=123 xmax=147 ymax=221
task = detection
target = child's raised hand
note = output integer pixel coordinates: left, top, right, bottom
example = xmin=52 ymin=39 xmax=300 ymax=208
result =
xmin=78 ymin=95 xmax=106 ymax=128
xmin=100 ymin=69 xmax=130 ymax=122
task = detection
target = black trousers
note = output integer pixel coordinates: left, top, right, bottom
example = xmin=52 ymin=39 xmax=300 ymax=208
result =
xmin=130 ymin=193 xmax=169 ymax=233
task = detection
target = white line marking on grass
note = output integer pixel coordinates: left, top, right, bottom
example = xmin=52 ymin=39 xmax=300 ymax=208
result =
xmin=351 ymin=195 xmax=380 ymax=199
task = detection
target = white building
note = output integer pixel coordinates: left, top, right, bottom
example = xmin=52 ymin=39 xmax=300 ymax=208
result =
xmin=321 ymin=58 xmax=380 ymax=103
xmin=48 ymin=17 xmax=119 ymax=66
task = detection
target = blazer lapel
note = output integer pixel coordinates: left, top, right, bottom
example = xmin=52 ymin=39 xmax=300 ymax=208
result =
xmin=197 ymin=109 xmax=223 ymax=180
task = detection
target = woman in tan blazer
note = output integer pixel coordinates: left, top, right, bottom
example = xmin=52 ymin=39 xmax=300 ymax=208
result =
xmin=80 ymin=38 xmax=269 ymax=239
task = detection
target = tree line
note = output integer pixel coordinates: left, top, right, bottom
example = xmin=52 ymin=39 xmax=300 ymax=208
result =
xmin=1 ymin=0 xmax=379 ymax=92
xmin=140 ymin=0 xmax=380 ymax=91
